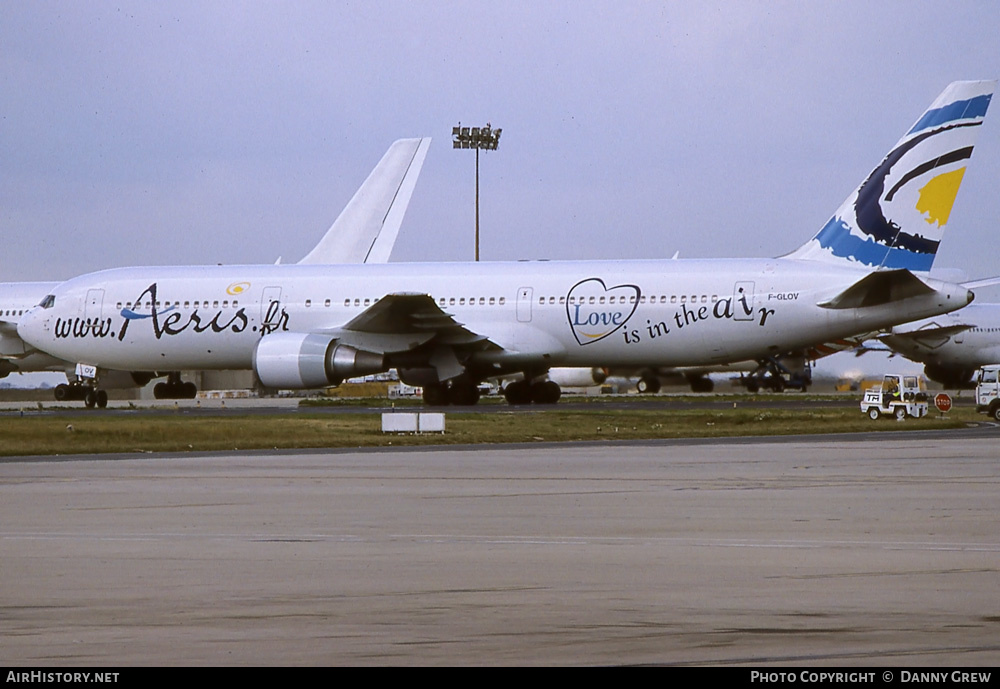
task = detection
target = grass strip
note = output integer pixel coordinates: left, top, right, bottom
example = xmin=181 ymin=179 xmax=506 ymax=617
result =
xmin=0 ymin=406 xmax=975 ymax=457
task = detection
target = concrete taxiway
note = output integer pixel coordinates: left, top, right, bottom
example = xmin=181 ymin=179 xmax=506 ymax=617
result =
xmin=2 ymin=434 xmax=999 ymax=666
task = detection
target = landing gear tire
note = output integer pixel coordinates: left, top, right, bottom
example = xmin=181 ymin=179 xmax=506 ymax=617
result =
xmin=448 ymin=383 xmax=480 ymax=406
xmin=530 ymin=381 xmax=561 ymax=405
xmin=637 ymin=376 xmax=661 ymax=394
xmin=84 ymin=390 xmax=97 ymax=409
xmin=868 ymin=408 xmax=880 ymax=420
xmin=154 ymin=379 xmax=199 ymax=399
xmin=423 ymin=384 xmax=449 ymax=407
xmin=689 ymin=377 xmax=714 ymax=393
xmin=54 ymin=384 xmax=70 ymax=402
xmin=746 ymin=379 xmax=760 ymax=393
xmin=503 ymin=380 xmax=532 ymax=405
xmin=96 ymin=390 xmax=108 ymax=409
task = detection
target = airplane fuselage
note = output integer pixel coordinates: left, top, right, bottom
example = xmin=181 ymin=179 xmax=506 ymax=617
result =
xmin=18 ymin=258 xmax=972 ymax=379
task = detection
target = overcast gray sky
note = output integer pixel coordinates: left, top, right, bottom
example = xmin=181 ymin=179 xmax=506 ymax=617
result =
xmin=3 ymin=2 xmax=1000 ymax=378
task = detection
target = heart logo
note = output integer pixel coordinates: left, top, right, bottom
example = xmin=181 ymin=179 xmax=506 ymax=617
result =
xmin=566 ymin=278 xmax=640 ymax=346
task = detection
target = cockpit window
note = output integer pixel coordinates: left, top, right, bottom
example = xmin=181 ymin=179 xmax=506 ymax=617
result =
xmin=38 ymin=295 xmax=55 ymax=309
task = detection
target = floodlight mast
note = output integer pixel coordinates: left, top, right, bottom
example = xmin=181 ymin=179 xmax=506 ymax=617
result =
xmin=452 ymin=123 xmax=501 ymax=261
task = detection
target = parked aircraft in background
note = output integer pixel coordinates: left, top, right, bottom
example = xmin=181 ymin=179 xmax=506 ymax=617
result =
xmin=16 ymin=82 xmax=994 ymax=406
xmin=0 ymin=138 xmax=429 ymax=406
xmin=1 ymin=281 xmax=69 ymax=377
xmin=878 ymin=300 xmax=1000 ymax=388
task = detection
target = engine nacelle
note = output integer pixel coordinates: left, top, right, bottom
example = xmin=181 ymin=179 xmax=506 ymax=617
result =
xmin=924 ymin=363 xmax=975 ymax=389
xmin=546 ymin=367 xmax=609 ymax=387
xmin=253 ymin=333 xmax=386 ymax=389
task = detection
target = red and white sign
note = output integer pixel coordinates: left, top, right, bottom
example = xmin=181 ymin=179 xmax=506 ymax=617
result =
xmin=934 ymin=393 xmax=953 ymax=413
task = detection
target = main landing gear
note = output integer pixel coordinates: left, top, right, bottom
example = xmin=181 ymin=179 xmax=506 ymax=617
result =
xmin=741 ymin=357 xmax=811 ymax=393
xmin=420 ymin=377 xmax=563 ymax=407
xmin=53 ymin=382 xmax=108 ymax=408
xmin=422 ymin=380 xmax=482 ymax=407
xmin=502 ymin=379 xmax=561 ymax=405
xmin=153 ymin=372 xmax=198 ymax=399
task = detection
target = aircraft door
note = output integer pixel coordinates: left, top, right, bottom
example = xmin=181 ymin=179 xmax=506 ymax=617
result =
xmin=733 ymin=281 xmax=755 ymax=322
xmin=517 ymin=287 xmax=533 ymax=323
xmin=260 ymin=287 xmax=282 ymax=332
xmin=85 ymin=289 xmax=105 ymax=320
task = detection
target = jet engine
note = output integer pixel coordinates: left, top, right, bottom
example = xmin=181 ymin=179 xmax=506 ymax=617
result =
xmin=253 ymin=333 xmax=386 ymax=389
xmin=546 ymin=367 xmax=609 ymax=387
xmin=923 ymin=364 xmax=976 ymax=389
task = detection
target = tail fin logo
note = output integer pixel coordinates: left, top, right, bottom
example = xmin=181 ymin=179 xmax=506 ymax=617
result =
xmin=915 ymin=168 xmax=965 ymax=227
xmin=788 ymin=81 xmax=994 ymax=272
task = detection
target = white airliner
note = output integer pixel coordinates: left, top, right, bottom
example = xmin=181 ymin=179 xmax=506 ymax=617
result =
xmin=877 ymin=299 xmax=1000 ymax=388
xmin=17 ymin=81 xmax=995 ymax=407
xmin=0 ymin=138 xmax=429 ymax=406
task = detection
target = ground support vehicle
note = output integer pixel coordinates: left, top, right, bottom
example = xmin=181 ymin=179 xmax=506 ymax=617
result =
xmin=861 ymin=374 xmax=928 ymax=420
xmin=975 ymin=365 xmax=1000 ymax=420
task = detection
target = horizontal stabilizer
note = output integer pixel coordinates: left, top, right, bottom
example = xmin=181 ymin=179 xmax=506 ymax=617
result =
xmin=818 ymin=269 xmax=934 ymax=309
xmin=963 ymin=275 xmax=1000 ymax=290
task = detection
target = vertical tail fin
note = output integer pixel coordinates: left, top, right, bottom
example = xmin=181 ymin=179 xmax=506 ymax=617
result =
xmin=787 ymin=80 xmax=995 ymax=272
xmin=298 ymin=137 xmax=431 ymax=265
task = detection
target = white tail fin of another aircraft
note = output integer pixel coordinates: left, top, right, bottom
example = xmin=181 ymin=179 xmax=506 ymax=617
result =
xmin=787 ymin=80 xmax=994 ymax=272
xmin=298 ymin=137 xmax=431 ymax=265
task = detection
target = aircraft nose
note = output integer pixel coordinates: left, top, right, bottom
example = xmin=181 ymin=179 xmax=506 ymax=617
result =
xmin=17 ymin=308 xmax=44 ymax=345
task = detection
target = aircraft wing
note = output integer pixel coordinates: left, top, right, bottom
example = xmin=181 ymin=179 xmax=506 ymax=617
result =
xmin=298 ymin=138 xmax=431 ymax=265
xmin=0 ymin=318 xmax=32 ymax=359
xmin=878 ymin=323 xmax=975 ymax=354
xmin=319 ymin=293 xmax=499 ymax=355
xmin=0 ymin=318 xmax=19 ymax=337
xmin=882 ymin=324 xmax=974 ymax=340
